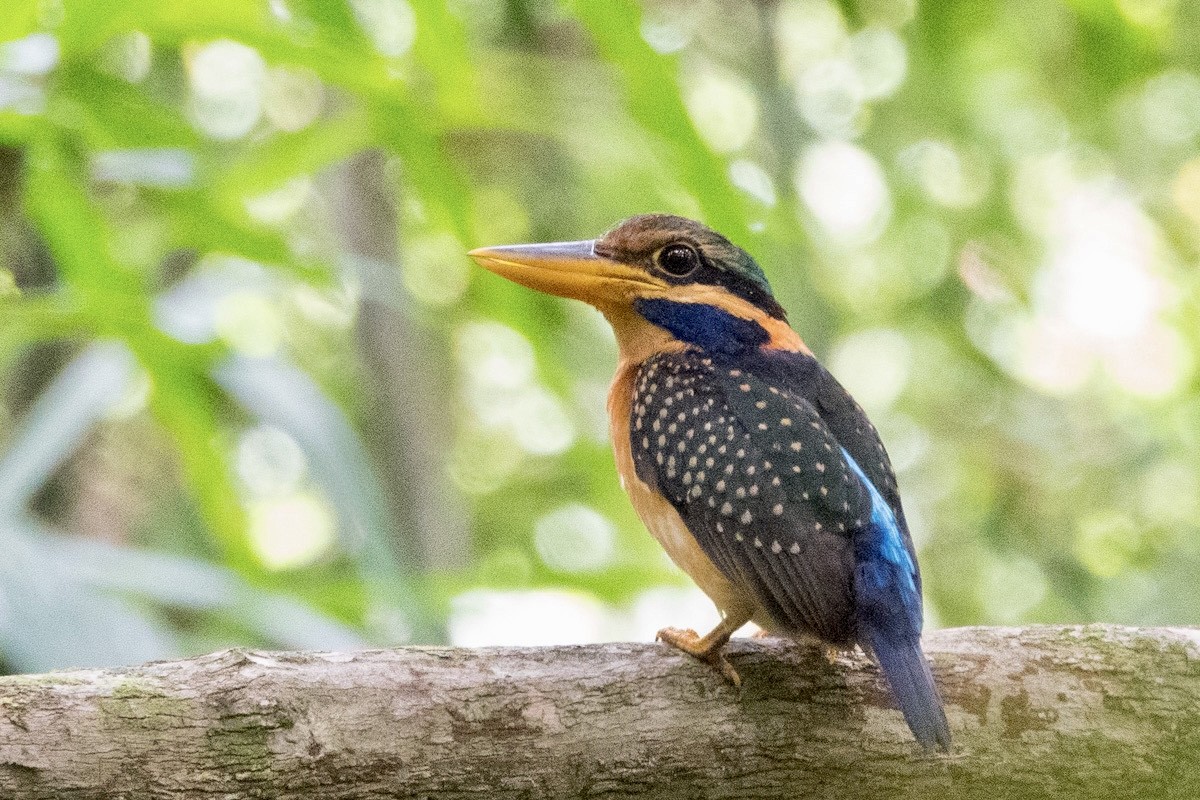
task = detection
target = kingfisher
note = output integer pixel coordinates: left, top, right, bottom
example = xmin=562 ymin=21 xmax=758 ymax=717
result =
xmin=468 ymin=215 xmax=951 ymax=751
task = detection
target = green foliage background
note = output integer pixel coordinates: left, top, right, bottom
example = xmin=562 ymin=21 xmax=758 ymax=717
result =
xmin=1 ymin=0 xmax=1198 ymax=672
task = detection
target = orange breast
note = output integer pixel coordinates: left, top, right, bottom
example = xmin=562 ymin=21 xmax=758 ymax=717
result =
xmin=608 ymin=359 xmax=752 ymax=619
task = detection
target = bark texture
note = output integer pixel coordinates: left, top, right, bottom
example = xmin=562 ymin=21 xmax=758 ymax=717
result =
xmin=0 ymin=624 xmax=1197 ymax=799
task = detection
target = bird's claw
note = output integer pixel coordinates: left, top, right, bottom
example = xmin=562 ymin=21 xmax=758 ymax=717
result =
xmin=656 ymin=626 xmax=742 ymax=687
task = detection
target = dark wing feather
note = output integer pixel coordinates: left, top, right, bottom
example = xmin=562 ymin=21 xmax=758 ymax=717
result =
xmin=737 ymin=349 xmax=920 ymax=587
xmin=629 ymin=351 xmax=872 ymax=642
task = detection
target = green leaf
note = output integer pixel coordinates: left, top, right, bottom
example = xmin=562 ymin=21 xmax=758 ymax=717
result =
xmin=0 ymin=2 xmax=38 ymax=43
xmin=157 ymin=190 xmax=329 ymax=282
xmin=371 ymin=98 xmax=473 ymax=242
xmin=24 ymin=136 xmax=256 ymax=571
xmin=564 ymin=0 xmax=751 ymax=243
xmin=138 ymin=347 xmax=258 ymax=572
xmin=55 ymin=63 xmax=202 ymax=150
xmin=213 ymin=107 xmax=374 ymax=205
xmin=286 ymin=0 xmax=372 ymax=48
xmin=0 ymin=111 xmax=38 ymax=144
xmin=56 ymin=0 xmax=268 ymax=56
xmin=0 ymin=518 xmax=179 ymax=672
xmin=23 ymin=135 xmax=145 ymax=298
xmin=46 ymin=534 xmax=366 ymax=650
xmin=216 ymin=355 xmax=441 ymax=642
xmin=410 ymin=0 xmax=480 ymax=120
xmin=0 ymin=343 xmax=136 ymax=515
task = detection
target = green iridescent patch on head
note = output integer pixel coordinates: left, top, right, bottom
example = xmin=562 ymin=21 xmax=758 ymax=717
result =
xmin=596 ymin=214 xmax=785 ymax=320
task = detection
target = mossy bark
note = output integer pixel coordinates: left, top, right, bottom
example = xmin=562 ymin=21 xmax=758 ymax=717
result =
xmin=0 ymin=625 xmax=1197 ymax=798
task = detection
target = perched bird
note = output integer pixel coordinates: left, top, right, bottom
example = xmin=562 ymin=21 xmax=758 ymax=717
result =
xmin=469 ymin=215 xmax=950 ymax=751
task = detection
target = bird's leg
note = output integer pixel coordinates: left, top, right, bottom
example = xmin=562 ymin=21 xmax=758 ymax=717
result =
xmin=656 ymin=607 xmax=754 ymax=687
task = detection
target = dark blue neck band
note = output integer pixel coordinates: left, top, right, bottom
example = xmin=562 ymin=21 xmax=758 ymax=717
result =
xmin=634 ymin=298 xmax=769 ymax=355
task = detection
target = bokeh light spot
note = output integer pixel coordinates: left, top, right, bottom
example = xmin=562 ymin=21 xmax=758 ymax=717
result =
xmin=0 ymin=33 xmax=59 ymax=75
xmin=509 ymin=387 xmax=575 ymax=455
xmin=534 ymin=503 xmax=616 ymax=573
xmin=795 ymin=57 xmax=865 ymax=137
xmin=403 ymin=232 xmax=470 ymax=306
xmin=91 ymin=149 xmax=196 ymax=188
xmin=186 ymin=40 xmax=265 ymax=140
xmin=237 ymin=425 xmax=308 ymax=496
xmin=898 ymin=140 xmax=989 ymax=208
xmin=849 ymin=27 xmax=907 ymax=99
xmin=797 ymin=141 xmax=891 ymax=243
xmin=1042 ymin=181 xmax=1162 ymax=341
xmin=245 ymin=176 xmax=313 ymax=225
xmin=449 ymin=590 xmax=618 ymax=646
xmin=729 ymin=159 xmax=777 ymax=206
xmin=349 ymin=0 xmax=417 ymax=57
xmin=249 ymin=493 xmax=336 ymax=570
xmin=101 ymin=31 xmax=151 ymax=82
xmin=685 ymin=69 xmax=758 ymax=153
xmin=1139 ymin=70 xmax=1200 ymax=145
xmin=448 ymin=429 xmax=523 ymax=494
xmin=829 ymin=328 xmax=911 ymax=411
xmin=978 ymin=555 xmax=1047 ymax=623
xmin=456 ymin=321 xmax=536 ymax=392
xmin=1076 ymin=513 xmax=1140 ymax=578
xmin=214 ymin=291 xmax=284 ymax=357
xmin=640 ymin=8 xmax=696 ymax=54
xmin=455 ymin=321 xmax=576 ymax=457
xmin=1171 ymin=157 xmax=1200 ymax=226
xmin=264 ymin=67 xmax=324 ymax=132
xmin=1139 ymin=460 xmax=1200 ymax=527
xmin=774 ymin=0 xmax=847 ymax=81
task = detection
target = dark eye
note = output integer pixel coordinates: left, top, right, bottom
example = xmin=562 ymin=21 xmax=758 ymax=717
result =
xmin=657 ymin=244 xmax=699 ymax=277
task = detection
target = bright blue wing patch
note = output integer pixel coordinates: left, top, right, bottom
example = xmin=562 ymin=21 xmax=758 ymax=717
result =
xmin=842 ymin=447 xmax=916 ymax=592
xmin=841 ymin=447 xmax=921 ymax=636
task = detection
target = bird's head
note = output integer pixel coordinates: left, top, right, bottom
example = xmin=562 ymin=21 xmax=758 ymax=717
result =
xmin=469 ymin=214 xmax=807 ymax=360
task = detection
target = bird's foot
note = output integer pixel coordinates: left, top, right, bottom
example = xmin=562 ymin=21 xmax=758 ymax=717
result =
xmin=656 ymin=626 xmax=741 ymax=687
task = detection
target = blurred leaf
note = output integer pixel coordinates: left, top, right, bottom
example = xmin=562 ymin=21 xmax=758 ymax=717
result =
xmin=140 ymin=351 xmax=256 ymax=571
xmin=0 ymin=298 xmax=88 ymax=356
xmin=23 ymin=135 xmax=255 ymax=570
xmin=45 ymin=533 xmax=366 ymax=651
xmin=0 ymin=3 xmax=38 ymax=43
xmin=565 ymin=0 xmax=750 ymax=243
xmin=157 ymin=189 xmax=327 ymax=279
xmin=214 ymin=108 xmax=374 ymax=204
xmin=371 ymin=98 xmax=473 ymax=241
xmin=56 ymin=0 xmax=269 ymax=55
xmin=215 ymin=355 xmax=439 ymax=641
xmin=0 ymin=342 xmax=135 ymax=515
xmin=55 ymin=63 xmax=202 ymax=150
xmin=286 ymin=0 xmax=372 ymax=48
xmin=23 ymin=135 xmax=145 ymax=299
xmin=410 ymin=0 xmax=480 ymax=120
xmin=0 ymin=518 xmax=179 ymax=672
xmin=0 ymin=111 xmax=38 ymax=144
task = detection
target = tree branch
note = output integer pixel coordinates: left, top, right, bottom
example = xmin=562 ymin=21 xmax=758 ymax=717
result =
xmin=0 ymin=625 xmax=1197 ymax=798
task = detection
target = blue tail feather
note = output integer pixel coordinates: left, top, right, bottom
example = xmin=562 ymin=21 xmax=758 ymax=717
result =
xmin=862 ymin=622 xmax=951 ymax=752
xmin=842 ymin=448 xmax=950 ymax=750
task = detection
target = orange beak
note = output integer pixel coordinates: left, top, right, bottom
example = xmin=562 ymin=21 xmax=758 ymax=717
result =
xmin=468 ymin=240 xmax=667 ymax=309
